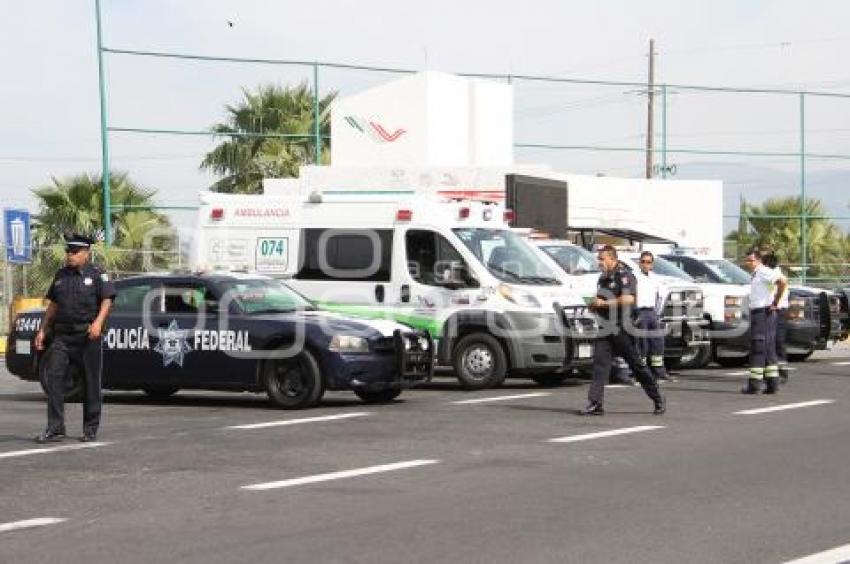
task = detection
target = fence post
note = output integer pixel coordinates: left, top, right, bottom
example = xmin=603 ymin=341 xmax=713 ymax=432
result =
xmin=799 ymin=92 xmax=807 ymax=284
xmin=661 ymin=84 xmax=668 ymax=179
xmin=95 ymin=0 xmax=113 ymax=245
xmin=313 ymin=62 xmax=321 ymax=165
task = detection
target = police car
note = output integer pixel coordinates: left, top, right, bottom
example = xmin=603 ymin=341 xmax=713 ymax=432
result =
xmin=5 ymin=273 xmax=432 ymax=408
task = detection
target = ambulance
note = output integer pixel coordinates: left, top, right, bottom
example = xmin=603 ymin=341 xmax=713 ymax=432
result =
xmin=191 ymin=190 xmax=597 ymax=389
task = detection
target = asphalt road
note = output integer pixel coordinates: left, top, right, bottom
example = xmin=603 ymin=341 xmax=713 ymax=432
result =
xmin=1 ymin=354 xmax=849 ymax=564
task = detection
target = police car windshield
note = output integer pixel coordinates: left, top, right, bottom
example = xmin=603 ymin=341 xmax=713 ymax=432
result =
xmin=539 ymin=245 xmax=600 ymax=275
xmin=453 ymin=228 xmax=561 ymax=285
xmin=217 ymin=279 xmax=315 ymax=314
xmin=704 ymin=259 xmax=751 ymax=285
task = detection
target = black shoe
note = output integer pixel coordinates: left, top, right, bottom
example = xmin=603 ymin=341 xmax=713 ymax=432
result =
xmin=580 ymin=402 xmax=605 ymax=416
xmin=79 ymin=430 xmax=98 ymax=442
xmin=779 ymin=369 xmax=790 ymax=384
xmin=741 ymin=378 xmax=761 ymax=395
xmin=35 ymin=431 xmax=66 ymax=444
xmin=653 ymin=398 xmax=666 ymax=415
xmin=763 ymin=377 xmax=779 ymax=395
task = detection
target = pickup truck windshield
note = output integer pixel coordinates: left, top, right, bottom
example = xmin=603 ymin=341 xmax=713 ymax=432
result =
xmin=540 ymin=245 xmax=600 ymax=275
xmin=704 ymin=259 xmax=751 ymax=285
xmin=650 ymin=257 xmax=695 ymax=281
xmin=217 ymin=279 xmax=315 ymax=314
xmin=453 ymin=228 xmax=561 ymax=285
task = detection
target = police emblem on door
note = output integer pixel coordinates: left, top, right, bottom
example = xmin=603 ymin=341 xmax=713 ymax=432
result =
xmin=153 ymin=320 xmax=193 ymax=367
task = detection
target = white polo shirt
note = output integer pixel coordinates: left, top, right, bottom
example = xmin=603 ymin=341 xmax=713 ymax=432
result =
xmin=750 ymin=264 xmax=782 ymax=309
xmin=635 ymin=269 xmax=662 ymax=311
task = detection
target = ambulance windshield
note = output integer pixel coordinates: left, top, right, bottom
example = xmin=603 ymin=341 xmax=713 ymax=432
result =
xmin=218 ymin=279 xmax=315 ymax=314
xmin=453 ymin=228 xmax=560 ymax=285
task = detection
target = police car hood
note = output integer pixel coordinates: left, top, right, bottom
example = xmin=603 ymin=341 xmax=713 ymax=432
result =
xmin=253 ymin=310 xmax=411 ymax=338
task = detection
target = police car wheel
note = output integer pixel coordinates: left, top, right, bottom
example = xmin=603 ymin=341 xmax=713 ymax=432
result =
xmin=37 ymin=358 xmax=83 ymax=403
xmin=453 ymin=333 xmax=507 ymax=390
xmin=670 ymin=344 xmax=711 ymax=369
xmin=142 ymin=386 xmax=180 ymax=399
xmin=264 ymin=349 xmax=325 ymax=409
xmin=714 ymin=355 xmax=749 ymax=368
xmin=353 ymin=388 xmax=402 ymax=403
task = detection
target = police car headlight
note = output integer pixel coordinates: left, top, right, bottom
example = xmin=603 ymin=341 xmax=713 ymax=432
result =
xmin=417 ymin=336 xmax=430 ymax=351
xmin=329 ymin=335 xmax=369 ymax=353
xmin=498 ymin=284 xmax=541 ymax=308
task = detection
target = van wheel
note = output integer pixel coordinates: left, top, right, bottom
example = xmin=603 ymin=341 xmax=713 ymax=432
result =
xmin=531 ymin=373 xmax=570 ymax=387
xmin=453 ymin=333 xmax=507 ymax=390
xmin=264 ymin=349 xmax=324 ymax=409
xmin=354 ymin=388 xmax=402 ymax=403
xmin=38 ymin=358 xmax=83 ymax=403
xmin=142 ymin=386 xmax=180 ymax=399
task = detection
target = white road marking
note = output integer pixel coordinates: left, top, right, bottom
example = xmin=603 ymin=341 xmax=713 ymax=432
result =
xmin=242 ymin=459 xmax=440 ymax=491
xmin=0 ymin=442 xmax=110 ymax=460
xmin=725 ymin=371 xmax=749 ymax=376
xmin=226 ymin=412 xmax=371 ymax=430
xmin=451 ymin=392 xmax=550 ymax=405
xmin=734 ymin=399 xmax=835 ymax=416
xmin=0 ymin=518 xmax=67 ymax=533
xmin=548 ymin=425 xmax=665 ymax=443
xmin=783 ymin=542 xmax=850 ymax=563
xmin=831 ymin=361 xmax=850 ymax=366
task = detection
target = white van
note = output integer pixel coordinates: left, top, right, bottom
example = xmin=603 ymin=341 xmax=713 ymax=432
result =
xmin=192 ymin=191 xmax=596 ymax=389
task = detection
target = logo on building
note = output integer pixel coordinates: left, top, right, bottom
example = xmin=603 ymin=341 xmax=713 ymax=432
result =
xmin=344 ymin=116 xmax=406 ymax=143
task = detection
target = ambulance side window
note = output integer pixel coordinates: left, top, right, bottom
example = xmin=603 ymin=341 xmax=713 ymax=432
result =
xmin=406 ymin=229 xmax=471 ymax=287
xmin=112 ymin=282 xmax=155 ymax=314
xmin=297 ymin=229 xmax=393 ymax=282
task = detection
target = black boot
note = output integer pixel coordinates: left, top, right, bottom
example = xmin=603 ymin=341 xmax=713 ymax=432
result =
xmin=653 ymin=396 xmax=666 ymax=415
xmin=779 ymin=367 xmax=790 ymax=383
xmin=763 ymin=377 xmax=779 ymax=395
xmin=580 ymin=402 xmax=605 ymax=416
xmin=741 ymin=378 xmax=761 ymax=395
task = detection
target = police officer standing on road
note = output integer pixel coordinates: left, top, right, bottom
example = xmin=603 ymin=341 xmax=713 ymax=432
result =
xmin=34 ymin=233 xmax=116 ymax=443
xmin=762 ymin=252 xmax=790 ymax=382
xmin=582 ymin=245 xmax=665 ymax=416
xmin=742 ymin=249 xmax=787 ymax=395
xmin=635 ymin=251 xmax=673 ymax=382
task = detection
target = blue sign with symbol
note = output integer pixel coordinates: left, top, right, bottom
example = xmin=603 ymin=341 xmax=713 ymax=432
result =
xmin=4 ymin=208 xmax=32 ymax=264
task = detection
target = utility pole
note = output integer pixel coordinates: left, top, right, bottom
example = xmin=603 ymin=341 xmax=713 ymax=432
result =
xmin=645 ymin=38 xmax=656 ymax=179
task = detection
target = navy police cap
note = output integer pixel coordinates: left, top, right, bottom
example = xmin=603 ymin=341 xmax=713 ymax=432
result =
xmin=64 ymin=232 xmax=96 ymax=250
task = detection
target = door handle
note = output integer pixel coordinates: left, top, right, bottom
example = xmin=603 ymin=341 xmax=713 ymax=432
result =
xmin=375 ymin=284 xmax=385 ymax=303
xmin=400 ymin=284 xmax=411 ymax=303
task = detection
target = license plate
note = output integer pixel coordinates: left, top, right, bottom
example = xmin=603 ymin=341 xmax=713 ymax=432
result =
xmin=15 ymin=340 xmax=31 ymax=355
xmin=577 ymin=343 xmax=593 ymax=358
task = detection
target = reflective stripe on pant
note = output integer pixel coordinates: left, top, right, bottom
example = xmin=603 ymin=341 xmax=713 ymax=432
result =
xmin=43 ymin=331 xmax=103 ymax=435
xmin=636 ymin=308 xmax=668 ymax=379
xmin=749 ymin=308 xmax=778 ymax=380
xmin=589 ymin=328 xmax=663 ymax=405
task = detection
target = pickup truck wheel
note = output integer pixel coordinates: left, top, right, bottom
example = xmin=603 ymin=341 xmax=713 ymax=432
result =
xmin=38 ymin=358 xmax=83 ymax=403
xmin=453 ymin=333 xmax=507 ymax=390
xmin=531 ymin=373 xmax=570 ymax=387
xmin=670 ymin=344 xmax=712 ymax=369
xmin=264 ymin=349 xmax=324 ymax=409
xmin=142 ymin=386 xmax=180 ymax=399
xmin=787 ymin=351 xmax=814 ymax=362
xmin=354 ymin=388 xmax=402 ymax=403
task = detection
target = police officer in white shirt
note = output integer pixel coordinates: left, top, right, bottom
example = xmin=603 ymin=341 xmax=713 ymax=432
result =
xmin=742 ymin=249 xmax=788 ymax=394
xmin=762 ymin=252 xmax=790 ymax=382
xmin=634 ymin=251 xmax=672 ymax=382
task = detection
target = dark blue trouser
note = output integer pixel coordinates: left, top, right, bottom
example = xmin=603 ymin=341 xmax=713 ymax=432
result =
xmin=749 ymin=308 xmax=778 ymax=380
xmin=44 ymin=330 xmax=103 ymax=435
xmin=589 ymin=328 xmax=663 ymax=406
xmin=775 ymin=308 xmax=788 ymax=369
xmin=636 ymin=308 xmax=668 ymax=379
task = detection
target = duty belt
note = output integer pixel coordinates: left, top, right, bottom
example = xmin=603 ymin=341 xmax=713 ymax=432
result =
xmin=52 ymin=322 xmax=91 ymax=334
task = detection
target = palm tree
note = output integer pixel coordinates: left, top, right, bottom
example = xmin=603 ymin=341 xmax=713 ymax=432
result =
xmin=727 ymin=196 xmax=846 ymax=280
xmin=29 ymin=172 xmax=173 ymax=292
xmin=200 ymin=83 xmax=336 ymax=194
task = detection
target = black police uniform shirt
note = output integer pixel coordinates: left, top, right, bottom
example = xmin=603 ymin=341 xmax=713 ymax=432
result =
xmin=46 ymin=263 xmax=117 ymax=325
xmin=596 ymin=263 xmax=637 ymax=323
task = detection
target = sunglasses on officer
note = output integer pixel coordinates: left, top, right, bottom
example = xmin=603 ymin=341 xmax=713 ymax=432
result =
xmin=640 ymin=258 xmax=653 ymax=264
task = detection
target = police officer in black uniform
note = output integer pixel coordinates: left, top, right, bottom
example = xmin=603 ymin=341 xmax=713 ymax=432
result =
xmin=582 ymin=245 xmax=665 ymax=416
xmin=34 ymin=233 xmax=116 ymax=443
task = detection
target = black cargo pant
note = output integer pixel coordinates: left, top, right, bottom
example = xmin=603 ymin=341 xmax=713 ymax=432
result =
xmin=636 ymin=308 xmax=668 ymax=380
xmin=775 ymin=308 xmax=788 ymax=370
xmin=588 ymin=327 xmax=663 ymax=406
xmin=44 ymin=329 xmax=103 ymax=435
xmin=749 ymin=308 xmax=778 ymax=380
